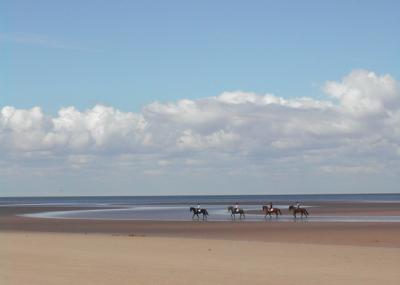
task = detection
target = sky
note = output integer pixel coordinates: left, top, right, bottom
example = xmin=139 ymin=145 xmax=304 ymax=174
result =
xmin=1 ymin=0 xmax=400 ymax=196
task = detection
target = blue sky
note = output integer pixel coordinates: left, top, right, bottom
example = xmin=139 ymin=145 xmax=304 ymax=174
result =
xmin=1 ymin=0 xmax=399 ymax=113
xmin=1 ymin=1 xmax=400 ymax=196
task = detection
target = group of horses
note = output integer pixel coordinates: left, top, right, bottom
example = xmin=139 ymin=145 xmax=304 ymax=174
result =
xmin=190 ymin=204 xmax=309 ymax=220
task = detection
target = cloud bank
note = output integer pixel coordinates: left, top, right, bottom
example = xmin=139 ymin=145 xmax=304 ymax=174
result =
xmin=1 ymin=70 xmax=400 ymax=178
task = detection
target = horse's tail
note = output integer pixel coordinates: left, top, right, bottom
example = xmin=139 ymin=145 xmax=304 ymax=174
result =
xmin=305 ymin=209 xmax=309 ymax=216
xmin=205 ymin=209 xmax=209 ymax=215
xmin=277 ymin=209 xmax=282 ymax=215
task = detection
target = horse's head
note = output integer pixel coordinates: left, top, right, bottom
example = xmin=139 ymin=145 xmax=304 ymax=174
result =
xmin=262 ymin=205 xmax=268 ymax=211
xmin=190 ymin=207 xmax=195 ymax=212
xmin=227 ymin=206 xmax=233 ymax=212
xmin=288 ymin=205 xmax=294 ymax=211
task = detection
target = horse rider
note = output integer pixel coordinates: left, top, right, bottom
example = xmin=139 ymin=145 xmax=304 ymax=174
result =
xmin=269 ymin=202 xmax=274 ymax=212
xmin=295 ymin=201 xmax=300 ymax=209
xmin=197 ymin=202 xmax=201 ymax=213
xmin=235 ymin=202 xmax=239 ymax=213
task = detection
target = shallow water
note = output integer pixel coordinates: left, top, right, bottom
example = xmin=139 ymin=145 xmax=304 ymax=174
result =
xmin=23 ymin=204 xmax=400 ymax=223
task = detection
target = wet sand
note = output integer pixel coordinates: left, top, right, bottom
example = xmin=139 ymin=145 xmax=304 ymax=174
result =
xmin=1 ymin=204 xmax=400 ymax=247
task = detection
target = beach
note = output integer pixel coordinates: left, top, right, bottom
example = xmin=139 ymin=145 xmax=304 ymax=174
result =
xmin=2 ymin=231 xmax=400 ymax=285
xmin=1 ymin=202 xmax=400 ymax=284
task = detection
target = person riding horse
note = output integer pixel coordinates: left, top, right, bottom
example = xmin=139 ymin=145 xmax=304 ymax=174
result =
xmin=288 ymin=202 xmax=309 ymax=218
xmin=262 ymin=203 xmax=281 ymax=218
xmin=190 ymin=206 xmax=208 ymax=220
xmin=228 ymin=204 xmax=245 ymax=220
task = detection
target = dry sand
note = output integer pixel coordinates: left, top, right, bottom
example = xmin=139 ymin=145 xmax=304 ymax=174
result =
xmin=1 ymin=231 xmax=400 ymax=285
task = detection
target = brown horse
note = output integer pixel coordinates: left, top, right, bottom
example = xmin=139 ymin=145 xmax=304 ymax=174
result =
xmin=190 ymin=207 xmax=209 ymax=220
xmin=228 ymin=206 xmax=245 ymax=220
xmin=288 ymin=205 xmax=309 ymax=218
xmin=262 ymin=205 xmax=282 ymax=219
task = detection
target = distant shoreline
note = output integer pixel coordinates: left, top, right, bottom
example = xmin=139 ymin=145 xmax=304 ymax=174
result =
xmin=1 ymin=192 xmax=400 ymax=199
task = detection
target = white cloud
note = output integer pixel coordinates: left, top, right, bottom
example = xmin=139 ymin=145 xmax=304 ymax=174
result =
xmin=1 ymin=69 xmax=400 ymax=179
xmin=324 ymin=70 xmax=399 ymax=116
xmin=320 ymin=165 xmax=383 ymax=174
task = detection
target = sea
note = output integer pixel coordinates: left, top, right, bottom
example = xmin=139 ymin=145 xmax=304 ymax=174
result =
xmin=1 ymin=193 xmax=400 ymax=223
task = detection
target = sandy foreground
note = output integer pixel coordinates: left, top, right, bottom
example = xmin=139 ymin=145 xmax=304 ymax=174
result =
xmin=1 ymin=231 xmax=400 ymax=285
xmin=1 ymin=204 xmax=400 ymax=284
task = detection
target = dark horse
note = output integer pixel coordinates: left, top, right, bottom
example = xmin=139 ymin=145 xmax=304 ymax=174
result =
xmin=190 ymin=207 xmax=209 ymax=220
xmin=262 ymin=205 xmax=282 ymax=219
xmin=288 ymin=205 xmax=309 ymax=218
xmin=227 ymin=206 xmax=245 ymax=220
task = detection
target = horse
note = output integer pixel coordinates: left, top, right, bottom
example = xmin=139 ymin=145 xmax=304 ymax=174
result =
xmin=190 ymin=207 xmax=209 ymax=220
xmin=288 ymin=205 xmax=309 ymax=218
xmin=262 ymin=205 xmax=282 ymax=219
xmin=227 ymin=206 xmax=245 ymax=220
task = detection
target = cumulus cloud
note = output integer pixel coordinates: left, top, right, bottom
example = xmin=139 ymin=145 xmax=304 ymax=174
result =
xmin=324 ymin=70 xmax=399 ymax=116
xmin=1 ymin=70 xmax=400 ymax=176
